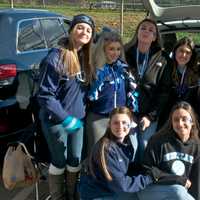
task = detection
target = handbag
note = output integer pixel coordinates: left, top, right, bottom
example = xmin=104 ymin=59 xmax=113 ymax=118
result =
xmin=2 ymin=142 xmax=39 ymax=190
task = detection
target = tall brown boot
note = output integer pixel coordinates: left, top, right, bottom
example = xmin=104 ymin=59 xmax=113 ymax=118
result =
xmin=49 ymin=173 xmax=66 ymax=200
xmin=66 ymin=171 xmax=80 ymax=200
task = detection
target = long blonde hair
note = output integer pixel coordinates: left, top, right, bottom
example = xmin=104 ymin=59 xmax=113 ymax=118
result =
xmin=92 ymin=30 xmax=125 ymax=69
xmin=60 ymin=26 xmax=95 ymax=85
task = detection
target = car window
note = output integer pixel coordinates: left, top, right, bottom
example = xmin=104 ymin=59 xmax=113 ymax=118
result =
xmin=176 ymin=32 xmax=200 ymax=44
xmin=177 ymin=32 xmax=200 ymax=54
xmin=161 ymin=32 xmax=200 ymax=54
xmin=161 ymin=33 xmax=177 ymax=54
xmin=41 ymin=18 xmax=68 ymax=48
xmin=17 ymin=19 xmax=46 ymax=52
xmin=62 ymin=19 xmax=71 ymax=33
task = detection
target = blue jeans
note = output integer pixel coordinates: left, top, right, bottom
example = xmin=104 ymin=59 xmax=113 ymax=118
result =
xmin=129 ymin=129 xmax=139 ymax=162
xmin=81 ymin=192 xmax=139 ymax=200
xmin=137 ymin=184 xmax=195 ymax=200
xmin=138 ymin=121 xmax=158 ymax=162
xmin=40 ymin=110 xmax=83 ymax=168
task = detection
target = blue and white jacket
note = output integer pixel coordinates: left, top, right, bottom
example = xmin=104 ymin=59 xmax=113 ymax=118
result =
xmin=37 ymin=48 xmax=87 ymax=124
xmin=80 ymin=134 xmax=152 ymax=200
xmin=88 ymin=59 xmax=138 ymax=114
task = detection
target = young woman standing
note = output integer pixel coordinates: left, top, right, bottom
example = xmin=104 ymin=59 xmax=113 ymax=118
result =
xmin=37 ymin=14 xmax=95 ymax=200
xmin=85 ymin=30 xmax=138 ymax=157
xmin=125 ymin=18 xmax=172 ymax=159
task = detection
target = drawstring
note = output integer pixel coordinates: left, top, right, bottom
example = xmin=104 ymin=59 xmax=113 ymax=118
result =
xmin=110 ymin=65 xmax=118 ymax=108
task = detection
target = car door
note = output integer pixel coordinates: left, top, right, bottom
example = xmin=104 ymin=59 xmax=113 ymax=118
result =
xmin=142 ymin=0 xmax=200 ymax=53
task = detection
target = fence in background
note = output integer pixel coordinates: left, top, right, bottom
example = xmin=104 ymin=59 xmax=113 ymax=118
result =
xmin=1 ymin=0 xmax=200 ymax=10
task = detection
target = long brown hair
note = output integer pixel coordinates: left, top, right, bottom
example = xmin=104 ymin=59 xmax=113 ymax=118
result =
xmin=89 ymin=106 xmax=133 ymax=181
xmin=159 ymin=101 xmax=200 ymax=140
xmin=171 ymin=37 xmax=198 ymax=86
xmin=124 ymin=18 xmax=162 ymax=52
xmin=59 ymin=24 xmax=95 ymax=85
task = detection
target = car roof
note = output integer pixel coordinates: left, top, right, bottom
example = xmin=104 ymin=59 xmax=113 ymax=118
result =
xmin=142 ymin=0 xmax=200 ymax=22
xmin=0 ymin=8 xmax=67 ymax=19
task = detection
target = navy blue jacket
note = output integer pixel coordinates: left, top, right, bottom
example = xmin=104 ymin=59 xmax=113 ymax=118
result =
xmin=37 ymin=48 xmax=87 ymax=124
xmin=80 ymin=135 xmax=152 ymax=199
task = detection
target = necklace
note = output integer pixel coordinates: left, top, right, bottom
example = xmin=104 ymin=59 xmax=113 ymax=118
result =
xmin=136 ymin=48 xmax=149 ymax=79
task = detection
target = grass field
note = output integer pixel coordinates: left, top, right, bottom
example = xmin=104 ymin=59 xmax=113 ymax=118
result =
xmin=2 ymin=3 xmax=200 ymax=44
xmin=0 ymin=3 xmax=146 ymax=43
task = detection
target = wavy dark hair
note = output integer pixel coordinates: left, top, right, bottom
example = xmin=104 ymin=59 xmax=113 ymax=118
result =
xmin=158 ymin=101 xmax=200 ymax=140
xmin=89 ymin=106 xmax=133 ymax=181
xmin=171 ymin=37 xmax=198 ymax=86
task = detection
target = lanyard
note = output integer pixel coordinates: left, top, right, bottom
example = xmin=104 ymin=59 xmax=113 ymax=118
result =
xmin=179 ymin=66 xmax=187 ymax=86
xmin=177 ymin=66 xmax=187 ymax=97
xmin=136 ymin=48 xmax=149 ymax=79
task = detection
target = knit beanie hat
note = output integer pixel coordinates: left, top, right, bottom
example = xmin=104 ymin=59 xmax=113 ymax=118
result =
xmin=69 ymin=14 xmax=95 ymax=34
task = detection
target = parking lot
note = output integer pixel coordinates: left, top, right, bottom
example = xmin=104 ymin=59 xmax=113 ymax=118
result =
xmin=1 ymin=1 xmax=200 ymax=200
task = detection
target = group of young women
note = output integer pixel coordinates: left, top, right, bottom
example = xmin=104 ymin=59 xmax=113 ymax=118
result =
xmin=36 ymin=13 xmax=200 ymax=200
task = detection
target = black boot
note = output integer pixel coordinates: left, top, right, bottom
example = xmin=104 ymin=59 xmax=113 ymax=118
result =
xmin=66 ymin=171 xmax=80 ymax=200
xmin=49 ymin=173 xmax=66 ymax=200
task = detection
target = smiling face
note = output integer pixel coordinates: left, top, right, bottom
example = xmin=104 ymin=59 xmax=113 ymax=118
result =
xmin=172 ymin=108 xmax=193 ymax=142
xmin=110 ymin=113 xmax=131 ymax=143
xmin=137 ymin=21 xmax=157 ymax=45
xmin=175 ymin=44 xmax=192 ymax=66
xmin=72 ymin=23 xmax=93 ymax=49
xmin=104 ymin=41 xmax=121 ymax=64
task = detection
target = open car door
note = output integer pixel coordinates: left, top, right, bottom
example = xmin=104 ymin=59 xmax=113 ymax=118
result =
xmin=142 ymin=0 xmax=200 ymax=54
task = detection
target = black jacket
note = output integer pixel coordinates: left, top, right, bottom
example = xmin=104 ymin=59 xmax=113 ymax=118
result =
xmin=125 ymin=45 xmax=172 ymax=121
xmin=158 ymin=66 xmax=200 ymax=128
xmin=142 ymin=130 xmax=200 ymax=198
